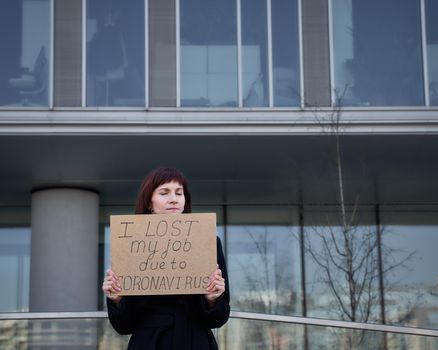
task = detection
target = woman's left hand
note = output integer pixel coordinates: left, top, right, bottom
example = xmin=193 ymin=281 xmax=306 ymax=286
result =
xmin=205 ymin=265 xmax=226 ymax=307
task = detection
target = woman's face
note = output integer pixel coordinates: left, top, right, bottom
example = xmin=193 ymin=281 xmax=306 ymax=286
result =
xmin=150 ymin=181 xmax=185 ymax=214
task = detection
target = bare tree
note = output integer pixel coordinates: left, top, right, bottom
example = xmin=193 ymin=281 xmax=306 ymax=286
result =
xmin=231 ymin=90 xmax=417 ymax=350
xmin=304 ymin=92 xmax=415 ymax=349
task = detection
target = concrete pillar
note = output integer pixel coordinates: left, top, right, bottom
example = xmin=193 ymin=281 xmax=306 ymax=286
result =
xmin=30 ymin=188 xmax=99 ymax=311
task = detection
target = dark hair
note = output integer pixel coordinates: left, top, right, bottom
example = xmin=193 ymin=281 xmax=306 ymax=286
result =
xmin=135 ymin=167 xmax=192 ymax=214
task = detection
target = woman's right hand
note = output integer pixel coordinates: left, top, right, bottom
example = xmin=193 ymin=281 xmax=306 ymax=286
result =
xmin=102 ymin=268 xmax=122 ymax=305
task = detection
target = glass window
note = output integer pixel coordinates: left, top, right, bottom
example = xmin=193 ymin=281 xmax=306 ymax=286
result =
xmin=0 ymin=319 xmax=130 ymax=349
xmin=1 ymin=317 xmax=437 ymax=349
xmin=220 ymin=320 xmax=438 ymax=350
xmin=180 ymin=0 xmax=238 ymax=107
xmin=272 ymin=0 xmax=300 ymax=106
xmin=241 ymin=0 xmax=269 ymax=107
xmin=0 ymin=227 xmax=30 ymax=312
xmin=100 ymin=206 xmax=133 ymax=310
xmin=148 ymin=0 xmax=176 ymax=107
xmin=227 ymin=206 xmax=301 ymax=316
xmin=304 ymin=207 xmax=381 ymax=323
xmin=381 ymin=206 xmax=438 ymax=330
xmin=305 ymin=324 xmax=435 ymax=350
xmin=221 ymin=318 xmax=304 ymax=349
xmin=426 ymin=0 xmax=438 ymax=105
xmin=332 ymin=0 xmax=424 ymax=106
xmin=0 ymin=0 xmax=50 ymax=107
xmin=86 ymin=0 xmax=145 ymax=107
xmin=305 ymin=205 xmax=438 ymax=332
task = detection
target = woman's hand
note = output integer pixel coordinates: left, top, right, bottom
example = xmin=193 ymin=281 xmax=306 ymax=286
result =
xmin=205 ymin=265 xmax=226 ymax=308
xmin=102 ymin=268 xmax=122 ymax=305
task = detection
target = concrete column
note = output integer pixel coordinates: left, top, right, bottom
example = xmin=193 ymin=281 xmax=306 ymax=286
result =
xmin=30 ymin=188 xmax=99 ymax=311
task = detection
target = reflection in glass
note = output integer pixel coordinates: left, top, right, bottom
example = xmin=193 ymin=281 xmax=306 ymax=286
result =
xmin=0 ymin=227 xmax=30 ymax=312
xmin=1 ymin=317 xmax=437 ymax=349
xmin=241 ymin=0 xmax=269 ymax=107
xmin=381 ymin=208 xmax=438 ymax=330
xmin=0 ymin=0 xmax=50 ymax=107
xmin=221 ymin=318 xmax=304 ymax=349
xmin=271 ymin=0 xmax=300 ymax=106
xmin=304 ymin=209 xmax=381 ymax=327
xmin=305 ymin=205 xmax=438 ymax=333
xmin=148 ymin=0 xmax=177 ymax=107
xmin=86 ymin=0 xmax=145 ymax=107
xmin=220 ymin=319 xmax=438 ymax=350
xmin=306 ymin=324 xmax=438 ymax=350
xmin=100 ymin=206 xmax=133 ymax=310
xmin=332 ymin=0 xmax=424 ymax=106
xmin=0 ymin=319 xmax=129 ymax=349
xmin=426 ymin=0 xmax=438 ymax=105
xmin=227 ymin=207 xmax=301 ymax=316
xmin=180 ymin=0 xmax=238 ymax=107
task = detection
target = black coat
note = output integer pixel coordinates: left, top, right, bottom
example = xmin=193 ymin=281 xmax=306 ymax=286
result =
xmin=107 ymin=237 xmax=230 ymax=350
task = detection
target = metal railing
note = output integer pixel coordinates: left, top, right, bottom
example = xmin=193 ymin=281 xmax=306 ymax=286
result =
xmin=1 ymin=311 xmax=437 ymax=338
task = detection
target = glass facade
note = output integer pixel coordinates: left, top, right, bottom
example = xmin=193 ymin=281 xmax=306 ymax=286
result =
xmin=332 ymin=0 xmax=424 ymax=106
xmin=241 ymin=0 xmax=269 ymax=107
xmin=2 ymin=204 xmax=437 ymax=333
xmin=381 ymin=207 xmax=438 ymax=330
xmin=1 ymin=317 xmax=436 ymax=349
xmin=180 ymin=0 xmax=238 ymax=107
xmin=227 ymin=206 xmax=301 ymax=316
xmin=305 ymin=324 xmax=438 ymax=350
xmin=304 ymin=207 xmax=381 ymax=323
xmin=304 ymin=205 xmax=438 ymax=331
xmin=223 ymin=318 xmax=304 ymax=349
xmin=0 ymin=0 xmax=50 ymax=107
xmin=96 ymin=203 xmax=438 ymax=335
xmin=272 ymin=0 xmax=300 ymax=106
xmin=180 ymin=0 xmax=301 ymax=107
xmin=86 ymin=0 xmax=145 ymax=107
xmin=223 ymin=319 xmax=438 ymax=349
xmin=1 ymin=0 xmax=438 ymax=348
xmin=0 ymin=318 xmax=128 ymax=349
xmin=148 ymin=0 xmax=177 ymax=107
xmin=0 ymin=227 xmax=30 ymax=312
xmin=0 ymin=207 xmax=31 ymax=313
xmin=426 ymin=0 xmax=438 ymax=106
xmin=2 ymin=0 xmax=438 ymax=108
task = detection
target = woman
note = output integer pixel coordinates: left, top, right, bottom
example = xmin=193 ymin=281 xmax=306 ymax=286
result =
xmin=102 ymin=167 xmax=230 ymax=349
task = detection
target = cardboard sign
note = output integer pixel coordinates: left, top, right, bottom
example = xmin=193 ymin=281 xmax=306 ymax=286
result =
xmin=110 ymin=213 xmax=217 ymax=296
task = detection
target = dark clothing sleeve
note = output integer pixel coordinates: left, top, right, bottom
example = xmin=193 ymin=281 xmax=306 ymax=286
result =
xmin=197 ymin=236 xmax=230 ymax=328
xmin=107 ymin=296 xmax=137 ymax=335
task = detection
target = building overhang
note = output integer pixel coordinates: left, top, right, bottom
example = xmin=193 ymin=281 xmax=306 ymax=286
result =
xmin=1 ymin=108 xmax=438 ymax=135
xmin=0 ymin=133 xmax=437 ymax=208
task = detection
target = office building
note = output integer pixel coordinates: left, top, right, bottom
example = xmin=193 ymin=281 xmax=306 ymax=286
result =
xmin=1 ymin=0 xmax=438 ymax=348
